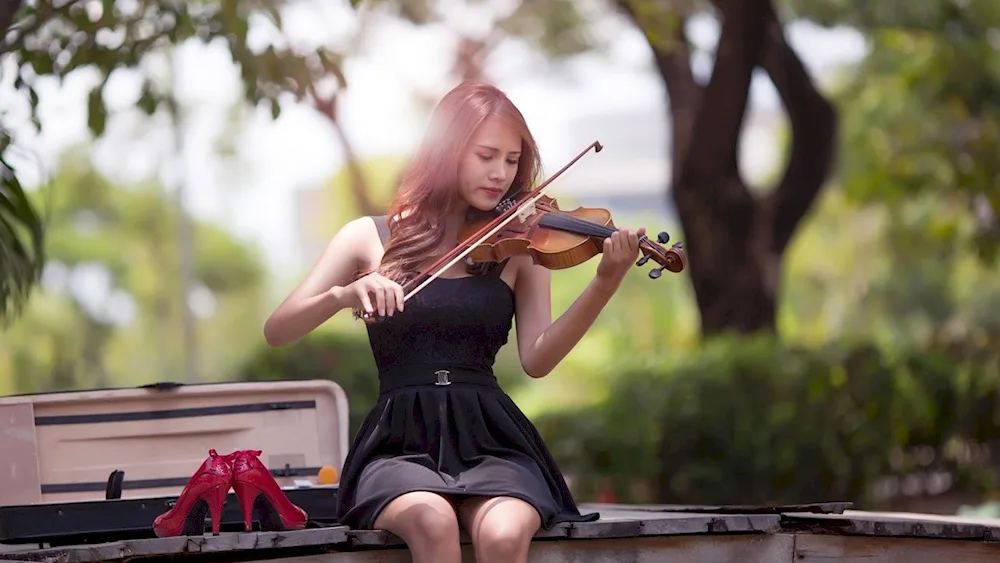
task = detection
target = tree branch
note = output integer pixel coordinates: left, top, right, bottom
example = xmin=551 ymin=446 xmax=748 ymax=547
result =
xmin=615 ymin=1 xmax=701 ymax=106
xmin=653 ymin=17 xmax=701 ymax=175
xmin=309 ymin=85 xmax=380 ymax=217
xmin=758 ymin=12 xmax=837 ymax=252
xmin=681 ymin=0 xmax=769 ymax=195
xmin=613 ymin=0 xmax=702 ymax=182
xmin=331 ymin=117 xmax=380 ymax=217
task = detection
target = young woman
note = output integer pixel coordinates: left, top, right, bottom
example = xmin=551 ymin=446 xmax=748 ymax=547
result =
xmin=263 ymin=81 xmax=644 ymax=563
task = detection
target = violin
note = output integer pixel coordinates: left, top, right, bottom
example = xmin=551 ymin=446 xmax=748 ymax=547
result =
xmin=458 ymin=192 xmax=686 ymax=277
xmin=354 ymin=141 xmax=687 ymax=323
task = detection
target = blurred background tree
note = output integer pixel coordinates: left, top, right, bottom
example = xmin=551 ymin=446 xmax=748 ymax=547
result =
xmin=617 ymin=0 xmax=837 ymax=336
xmin=0 ymin=151 xmax=266 ymax=394
xmin=0 ymin=0 xmax=348 ymax=321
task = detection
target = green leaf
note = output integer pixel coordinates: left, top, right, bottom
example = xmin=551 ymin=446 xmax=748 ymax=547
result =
xmin=0 ymin=139 xmax=46 ymax=325
xmin=87 ymin=87 xmax=106 ymax=138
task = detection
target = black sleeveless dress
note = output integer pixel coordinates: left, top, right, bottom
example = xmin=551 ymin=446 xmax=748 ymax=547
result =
xmin=333 ymin=217 xmax=600 ymax=531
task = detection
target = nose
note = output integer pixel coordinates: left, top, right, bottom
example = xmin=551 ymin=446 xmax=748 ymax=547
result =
xmin=489 ymin=163 xmax=507 ymax=183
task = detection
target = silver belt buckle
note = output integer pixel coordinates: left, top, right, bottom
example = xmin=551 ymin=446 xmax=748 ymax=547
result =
xmin=434 ymin=370 xmax=451 ymax=386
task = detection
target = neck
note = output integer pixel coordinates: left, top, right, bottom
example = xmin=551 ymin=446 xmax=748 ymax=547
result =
xmin=441 ymin=201 xmax=469 ymax=249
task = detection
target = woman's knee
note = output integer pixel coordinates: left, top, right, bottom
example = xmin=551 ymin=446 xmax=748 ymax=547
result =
xmin=476 ymin=522 xmax=533 ymax=558
xmin=406 ymin=502 xmax=460 ymax=544
xmin=463 ymin=497 xmax=540 ymax=559
xmin=375 ymin=492 xmax=460 ymax=546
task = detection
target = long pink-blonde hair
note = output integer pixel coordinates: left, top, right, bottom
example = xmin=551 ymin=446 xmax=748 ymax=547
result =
xmin=376 ymin=81 xmax=542 ymax=285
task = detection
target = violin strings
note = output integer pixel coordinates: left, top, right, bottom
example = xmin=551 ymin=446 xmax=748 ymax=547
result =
xmin=535 ymin=204 xmax=663 ymax=258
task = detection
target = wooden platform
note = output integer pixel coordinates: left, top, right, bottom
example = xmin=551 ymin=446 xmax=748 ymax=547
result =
xmin=3 ymin=503 xmax=1000 ymax=562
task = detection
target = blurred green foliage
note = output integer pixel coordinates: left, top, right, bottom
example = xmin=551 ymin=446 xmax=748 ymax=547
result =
xmin=780 ymin=0 xmax=1000 ymax=31
xmin=785 ymin=0 xmax=1000 ymax=264
xmin=533 ymin=333 xmax=1000 ymax=507
xmin=2 ymin=0 xmax=345 ymax=132
xmin=0 ymin=0 xmax=348 ymax=320
xmin=0 ymin=133 xmax=44 ymax=327
xmin=359 ymin=0 xmax=600 ymax=60
xmin=0 ymin=151 xmax=267 ymax=393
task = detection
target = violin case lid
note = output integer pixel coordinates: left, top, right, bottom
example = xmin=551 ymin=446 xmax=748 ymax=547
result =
xmin=0 ymin=379 xmax=350 ymax=507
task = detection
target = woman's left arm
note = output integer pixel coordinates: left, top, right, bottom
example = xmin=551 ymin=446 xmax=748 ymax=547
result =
xmin=514 ymin=227 xmax=644 ymax=378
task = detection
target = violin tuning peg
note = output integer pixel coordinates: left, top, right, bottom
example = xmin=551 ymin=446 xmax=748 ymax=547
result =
xmin=649 ymin=265 xmax=666 ymax=279
xmin=636 ymin=253 xmax=651 ymax=267
xmin=657 ymin=231 xmax=670 ymax=244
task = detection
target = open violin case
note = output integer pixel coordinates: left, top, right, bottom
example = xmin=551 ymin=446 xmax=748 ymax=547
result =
xmin=0 ymin=380 xmax=350 ymax=545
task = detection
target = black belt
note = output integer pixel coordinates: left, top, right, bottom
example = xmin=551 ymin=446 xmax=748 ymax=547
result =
xmin=378 ymin=365 xmax=500 ymax=394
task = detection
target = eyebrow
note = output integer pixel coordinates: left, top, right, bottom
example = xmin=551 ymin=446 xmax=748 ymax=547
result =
xmin=476 ymin=144 xmax=521 ymax=155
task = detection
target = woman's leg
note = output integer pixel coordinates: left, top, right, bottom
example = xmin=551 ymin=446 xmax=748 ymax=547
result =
xmin=373 ymin=491 xmax=462 ymax=563
xmin=458 ymin=496 xmax=541 ymax=563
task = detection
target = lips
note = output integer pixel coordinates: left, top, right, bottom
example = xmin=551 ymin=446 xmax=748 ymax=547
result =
xmin=481 ymin=187 xmax=503 ymax=197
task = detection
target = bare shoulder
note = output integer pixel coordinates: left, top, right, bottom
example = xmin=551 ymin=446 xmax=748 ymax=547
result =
xmin=336 ymin=216 xmax=380 ymax=242
xmin=507 ymin=254 xmax=548 ymax=291
xmin=328 ymin=216 xmax=385 ymax=269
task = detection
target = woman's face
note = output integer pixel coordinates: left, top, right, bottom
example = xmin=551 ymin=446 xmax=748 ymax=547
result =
xmin=457 ymin=116 xmax=522 ymax=212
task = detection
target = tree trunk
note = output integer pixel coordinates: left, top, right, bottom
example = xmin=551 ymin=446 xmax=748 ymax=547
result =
xmin=683 ymin=176 xmax=780 ymax=334
xmin=617 ymin=0 xmax=836 ymax=336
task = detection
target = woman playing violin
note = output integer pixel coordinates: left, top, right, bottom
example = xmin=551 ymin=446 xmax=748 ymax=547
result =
xmin=263 ymin=81 xmax=647 ymax=563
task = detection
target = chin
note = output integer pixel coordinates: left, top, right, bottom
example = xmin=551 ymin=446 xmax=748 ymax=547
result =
xmin=473 ymin=202 xmax=499 ymax=212
xmin=468 ymin=195 xmax=502 ymax=212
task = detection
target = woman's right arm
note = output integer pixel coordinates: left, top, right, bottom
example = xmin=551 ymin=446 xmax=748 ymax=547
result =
xmin=262 ymin=217 xmax=375 ymax=347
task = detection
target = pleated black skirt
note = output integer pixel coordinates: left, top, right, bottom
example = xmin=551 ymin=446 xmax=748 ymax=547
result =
xmin=334 ymin=369 xmax=600 ymax=530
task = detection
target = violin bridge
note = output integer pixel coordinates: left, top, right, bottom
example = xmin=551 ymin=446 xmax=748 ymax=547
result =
xmin=516 ymin=201 xmax=537 ymax=223
xmin=495 ymin=198 xmax=516 ymax=213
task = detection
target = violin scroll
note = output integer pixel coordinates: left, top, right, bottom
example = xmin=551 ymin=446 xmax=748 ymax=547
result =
xmin=636 ymin=231 xmax=687 ymax=279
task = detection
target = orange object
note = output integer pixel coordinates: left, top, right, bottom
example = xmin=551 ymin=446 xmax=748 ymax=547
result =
xmin=317 ymin=465 xmax=338 ymax=484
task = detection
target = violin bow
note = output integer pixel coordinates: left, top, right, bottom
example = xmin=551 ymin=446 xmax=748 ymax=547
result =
xmin=400 ymin=140 xmax=603 ymax=302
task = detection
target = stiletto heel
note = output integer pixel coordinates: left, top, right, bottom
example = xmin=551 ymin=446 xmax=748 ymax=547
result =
xmin=231 ymin=449 xmax=308 ymax=532
xmin=233 ymin=480 xmax=257 ymax=532
xmin=205 ymin=481 xmax=232 ymax=536
xmin=153 ymin=449 xmax=235 ymax=538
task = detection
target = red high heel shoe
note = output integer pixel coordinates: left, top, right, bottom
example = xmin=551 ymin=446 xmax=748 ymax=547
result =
xmin=153 ymin=449 xmax=234 ymax=537
xmin=231 ymin=449 xmax=308 ymax=532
